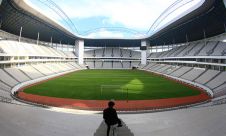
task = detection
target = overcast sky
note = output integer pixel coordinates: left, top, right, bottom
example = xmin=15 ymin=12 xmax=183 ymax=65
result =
xmin=25 ymin=0 xmax=202 ymax=38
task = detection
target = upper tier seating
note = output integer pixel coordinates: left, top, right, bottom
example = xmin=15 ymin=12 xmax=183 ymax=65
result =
xmin=84 ymin=48 xmax=141 ymax=58
xmin=131 ymin=51 xmax=141 ymax=58
xmin=148 ymin=40 xmax=226 ymax=58
xmin=170 ymin=45 xmax=187 ymax=57
xmin=63 ymin=51 xmax=77 ymax=58
xmin=211 ymin=42 xmax=226 ymax=56
xmin=113 ymin=48 xmax=121 ymax=57
xmin=104 ymin=48 xmax=113 ymax=57
xmin=149 ymin=52 xmax=164 ymax=58
xmin=187 ymin=42 xmax=205 ymax=56
xmin=198 ymin=41 xmax=218 ymax=56
xmin=121 ymin=49 xmax=131 ymax=57
xmin=176 ymin=43 xmax=196 ymax=57
xmin=84 ymin=50 xmax=94 ymax=58
xmin=0 ymin=40 xmax=77 ymax=58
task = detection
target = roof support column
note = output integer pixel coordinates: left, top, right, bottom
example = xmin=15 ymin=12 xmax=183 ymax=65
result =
xmin=19 ymin=27 xmax=22 ymax=43
xmin=75 ymin=40 xmax=84 ymax=65
xmin=50 ymin=37 xmax=53 ymax=47
xmin=140 ymin=40 xmax=148 ymax=65
xmin=37 ymin=32 xmax=39 ymax=45
xmin=224 ymin=23 xmax=226 ymax=32
xmin=203 ymin=29 xmax=206 ymax=46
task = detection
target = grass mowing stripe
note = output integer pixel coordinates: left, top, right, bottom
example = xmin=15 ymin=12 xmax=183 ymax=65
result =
xmin=24 ymin=69 xmax=201 ymax=100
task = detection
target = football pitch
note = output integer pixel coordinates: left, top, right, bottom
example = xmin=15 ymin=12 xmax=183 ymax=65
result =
xmin=23 ymin=69 xmax=201 ymax=100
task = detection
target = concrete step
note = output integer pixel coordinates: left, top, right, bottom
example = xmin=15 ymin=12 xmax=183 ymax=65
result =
xmin=94 ymin=120 xmax=134 ymax=136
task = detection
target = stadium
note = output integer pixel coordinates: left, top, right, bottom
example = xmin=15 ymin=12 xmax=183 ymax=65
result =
xmin=0 ymin=0 xmax=226 ymax=135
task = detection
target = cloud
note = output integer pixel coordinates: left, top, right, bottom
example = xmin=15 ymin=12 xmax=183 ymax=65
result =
xmin=85 ymin=28 xmax=125 ymax=38
xmin=82 ymin=27 xmax=147 ymax=39
xmin=28 ymin=0 xmax=203 ymax=38
xmin=50 ymin=0 xmax=176 ymax=30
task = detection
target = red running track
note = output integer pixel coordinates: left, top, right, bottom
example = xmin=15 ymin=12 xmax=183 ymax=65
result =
xmin=18 ymin=91 xmax=210 ymax=111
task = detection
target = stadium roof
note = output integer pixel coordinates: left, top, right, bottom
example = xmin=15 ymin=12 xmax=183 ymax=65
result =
xmin=148 ymin=0 xmax=226 ymax=45
xmin=25 ymin=0 xmax=179 ymax=39
xmin=0 ymin=0 xmax=80 ymax=45
xmin=0 ymin=0 xmax=226 ymax=46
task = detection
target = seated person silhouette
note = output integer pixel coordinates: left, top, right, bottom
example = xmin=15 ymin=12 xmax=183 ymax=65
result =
xmin=103 ymin=101 xmax=122 ymax=136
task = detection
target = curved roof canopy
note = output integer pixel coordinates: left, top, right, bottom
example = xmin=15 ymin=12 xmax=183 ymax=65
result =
xmin=0 ymin=0 xmax=80 ymax=45
xmin=0 ymin=0 xmax=226 ymax=46
xmin=147 ymin=0 xmax=226 ymax=45
xmin=25 ymin=0 xmax=206 ymax=39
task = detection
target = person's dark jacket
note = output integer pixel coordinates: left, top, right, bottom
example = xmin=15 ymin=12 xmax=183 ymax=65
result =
xmin=103 ymin=107 xmax=119 ymax=125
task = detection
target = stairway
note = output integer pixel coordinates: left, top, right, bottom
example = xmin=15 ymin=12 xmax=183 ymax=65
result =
xmin=94 ymin=120 xmax=134 ymax=136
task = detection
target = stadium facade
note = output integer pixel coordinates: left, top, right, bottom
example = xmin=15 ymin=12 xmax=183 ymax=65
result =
xmin=0 ymin=0 xmax=226 ymax=136
xmin=0 ymin=0 xmax=225 ymax=103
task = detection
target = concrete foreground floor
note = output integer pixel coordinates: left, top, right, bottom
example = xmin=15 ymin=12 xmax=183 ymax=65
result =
xmin=0 ymin=102 xmax=226 ymax=136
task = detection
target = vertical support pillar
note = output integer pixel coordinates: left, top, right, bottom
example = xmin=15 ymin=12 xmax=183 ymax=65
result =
xmin=67 ymin=43 xmax=69 ymax=51
xmin=140 ymin=40 xmax=148 ymax=65
xmin=50 ymin=37 xmax=53 ymax=48
xmin=75 ymin=40 xmax=84 ymax=65
xmin=156 ymin=44 xmax=157 ymax=53
xmin=203 ymin=29 xmax=206 ymax=46
xmin=73 ymin=41 xmax=76 ymax=52
xmin=19 ymin=27 xmax=23 ymax=42
xmin=36 ymin=32 xmax=39 ymax=45
xmin=186 ymin=34 xmax=189 ymax=44
xmin=224 ymin=23 xmax=226 ymax=32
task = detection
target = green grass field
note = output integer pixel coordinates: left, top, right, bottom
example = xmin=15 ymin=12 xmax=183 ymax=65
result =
xmin=24 ymin=69 xmax=201 ymax=100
